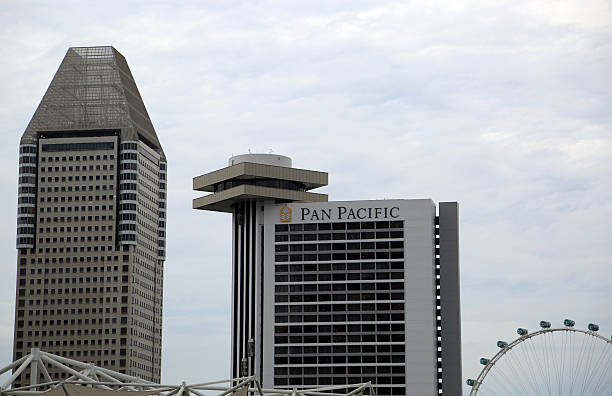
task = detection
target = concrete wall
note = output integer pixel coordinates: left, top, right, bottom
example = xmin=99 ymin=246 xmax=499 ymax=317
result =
xmin=439 ymin=202 xmax=462 ymax=395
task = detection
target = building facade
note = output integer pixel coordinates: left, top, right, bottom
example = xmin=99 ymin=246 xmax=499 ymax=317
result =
xmin=14 ymin=47 xmax=166 ymax=385
xmin=193 ymin=155 xmax=461 ymax=395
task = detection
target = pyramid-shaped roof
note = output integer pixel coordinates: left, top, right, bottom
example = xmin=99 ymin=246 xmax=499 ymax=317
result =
xmin=21 ymin=46 xmax=165 ymax=160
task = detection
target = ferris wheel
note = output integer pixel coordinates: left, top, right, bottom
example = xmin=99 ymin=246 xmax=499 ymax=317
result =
xmin=466 ymin=320 xmax=612 ymax=396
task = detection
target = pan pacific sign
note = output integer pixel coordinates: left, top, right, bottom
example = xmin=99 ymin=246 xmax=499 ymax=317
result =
xmin=295 ymin=206 xmax=400 ymax=221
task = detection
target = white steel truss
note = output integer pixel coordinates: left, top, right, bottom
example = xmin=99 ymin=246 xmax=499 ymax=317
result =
xmin=0 ymin=349 xmax=373 ymax=396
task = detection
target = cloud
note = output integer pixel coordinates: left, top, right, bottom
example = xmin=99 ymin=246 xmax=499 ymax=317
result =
xmin=0 ymin=0 xmax=610 ymax=391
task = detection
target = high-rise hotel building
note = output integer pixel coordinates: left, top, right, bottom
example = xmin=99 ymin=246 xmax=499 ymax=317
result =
xmin=14 ymin=47 xmax=166 ymax=384
xmin=193 ymin=154 xmax=461 ymax=395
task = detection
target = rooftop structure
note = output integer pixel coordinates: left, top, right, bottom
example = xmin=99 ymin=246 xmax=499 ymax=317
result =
xmin=193 ymin=154 xmax=327 ymax=213
xmin=20 ymin=46 xmax=164 ymax=160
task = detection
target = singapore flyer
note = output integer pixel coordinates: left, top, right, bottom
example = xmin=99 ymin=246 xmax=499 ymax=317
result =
xmin=466 ymin=320 xmax=612 ymax=396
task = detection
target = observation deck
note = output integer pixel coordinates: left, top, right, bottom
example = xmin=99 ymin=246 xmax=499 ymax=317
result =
xmin=193 ymin=154 xmax=328 ymax=212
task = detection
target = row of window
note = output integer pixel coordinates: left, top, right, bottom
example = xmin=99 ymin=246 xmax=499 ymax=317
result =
xmin=40 ymin=195 xmax=114 ymax=207
xmin=40 ymin=174 xmax=114 ymax=182
xmin=19 ymin=284 xmax=127 ymax=295
xmin=275 ymin=272 xmax=404 ymax=282
xmin=275 ymin=282 xmax=404 ymax=294
xmin=275 ymin=231 xmax=404 ymax=242
xmin=22 ymin=276 xmax=125 ymax=285
xmin=16 ymin=327 xmax=125 ymax=338
xmin=40 ymin=164 xmax=114 ymax=172
xmin=17 ymin=300 xmax=125 ymax=313
xmin=214 ymin=178 xmax=305 ymax=193
xmin=275 ymin=241 xmax=404 ymax=252
xmin=39 ymin=238 xmax=113 ymax=245
xmin=39 ymin=214 xmax=113 ymax=222
xmin=17 ymin=217 xmax=35 ymax=226
xmin=276 ymin=367 xmax=405 ymax=377
xmin=30 ymin=246 xmax=116 ymax=255
xmin=275 ymin=282 xmax=403 ymax=293
xmin=18 ymin=315 xmax=127 ymax=330
xmin=275 ymin=303 xmax=405 ymax=314
xmin=41 ymin=154 xmax=114 ymax=162
xmin=17 ymin=176 xmax=36 ymax=184
xmin=276 ymin=252 xmax=404 ymax=262
xmin=18 ymin=331 xmax=124 ymax=342
xmin=121 ymin=153 xmax=137 ymax=160
xmin=121 ymin=163 xmax=137 ymax=170
xmin=275 ymin=344 xmax=405 ymax=354
xmin=19 ymin=156 xmax=37 ymax=164
xmin=16 ymin=226 xmax=34 ymax=235
xmin=139 ymin=159 xmax=160 ymax=177
xmin=275 ymin=323 xmax=405 ymax=334
xmin=20 ymin=263 xmax=124 ymax=272
xmin=19 ymin=166 xmax=37 ymax=176
xmin=276 ymin=261 xmax=404 ymax=272
xmin=275 ymin=313 xmax=405 ymax=323
xmin=275 ymin=292 xmax=404 ymax=303
xmin=40 ymin=186 xmax=114 ymax=194
xmin=18 ymin=316 xmax=127 ymax=327
xmin=119 ymin=193 xmax=136 ymax=201
xmin=21 ymin=308 xmax=122 ymax=318
xmin=121 ymin=172 xmax=137 ymax=181
xmin=41 ymin=142 xmax=115 ymax=152
xmin=274 ymin=354 xmax=405 ymax=364
xmin=275 ymin=221 xmax=404 ymax=232
xmin=272 ymin=372 xmax=407 ymax=387
xmin=38 ymin=224 xmax=112 ymax=232
xmin=17 ymin=344 xmax=124 ymax=358
xmin=19 ymin=146 xmax=37 ymax=154
xmin=25 ymin=272 xmax=128 ymax=284
xmin=18 ymin=186 xmax=36 ymax=194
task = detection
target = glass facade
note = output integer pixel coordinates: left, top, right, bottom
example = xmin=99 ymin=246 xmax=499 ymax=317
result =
xmin=273 ymin=221 xmax=407 ymax=395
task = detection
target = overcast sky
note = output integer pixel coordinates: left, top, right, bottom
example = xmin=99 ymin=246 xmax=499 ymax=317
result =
xmin=0 ymin=1 xmax=611 ymax=394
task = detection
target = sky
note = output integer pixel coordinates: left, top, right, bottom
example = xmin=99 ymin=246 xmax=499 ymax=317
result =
xmin=0 ymin=0 xmax=611 ymax=394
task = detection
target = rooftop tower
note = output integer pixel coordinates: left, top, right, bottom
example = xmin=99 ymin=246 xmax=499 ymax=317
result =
xmin=193 ymin=154 xmax=328 ymax=378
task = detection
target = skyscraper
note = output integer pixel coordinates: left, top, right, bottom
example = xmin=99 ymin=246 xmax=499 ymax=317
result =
xmin=14 ymin=46 xmax=166 ymax=384
xmin=193 ymin=154 xmax=461 ymax=396
xmin=192 ymin=154 xmax=328 ymax=380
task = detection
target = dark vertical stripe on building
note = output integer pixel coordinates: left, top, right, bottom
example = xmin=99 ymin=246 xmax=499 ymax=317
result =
xmin=238 ymin=202 xmax=245 ymax=375
xmin=250 ymin=201 xmax=257 ymax=376
xmin=232 ymin=207 xmax=240 ymax=379
xmin=33 ymin=142 xmax=40 ymax=250
xmin=244 ymin=201 xmax=251 ymax=373
xmin=259 ymin=221 xmax=265 ymax=381
xmin=438 ymin=202 xmax=462 ymax=395
xmin=33 ymin=142 xmax=40 ymax=249
xmin=114 ymin=137 xmax=121 ymax=251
